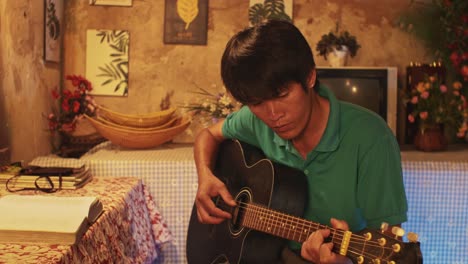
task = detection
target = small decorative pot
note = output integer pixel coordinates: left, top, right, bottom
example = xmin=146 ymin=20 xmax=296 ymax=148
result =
xmin=327 ymin=45 xmax=349 ymax=67
xmin=414 ymin=124 xmax=447 ymax=152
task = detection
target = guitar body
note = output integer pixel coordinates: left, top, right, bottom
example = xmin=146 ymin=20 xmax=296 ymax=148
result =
xmin=187 ymin=139 xmax=307 ymax=264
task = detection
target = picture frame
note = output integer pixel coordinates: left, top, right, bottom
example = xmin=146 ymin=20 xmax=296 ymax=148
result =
xmin=89 ymin=0 xmax=132 ymax=6
xmin=248 ymin=0 xmax=293 ymax=26
xmin=44 ymin=0 xmax=64 ymax=63
xmin=86 ymin=29 xmax=130 ymax=97
xmin=163 ymin=0 xmax=208 ymax=45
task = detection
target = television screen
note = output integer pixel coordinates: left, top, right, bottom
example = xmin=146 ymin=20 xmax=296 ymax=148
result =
xmin=316 ymin=67 xmax=397 ymax=135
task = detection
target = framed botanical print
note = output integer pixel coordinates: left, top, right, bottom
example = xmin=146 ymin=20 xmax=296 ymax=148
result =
xmin=86 ymin=29 xmax=129 ymax=96
xmin=248 ymin=0 xmax=293 ymax=26
xmin=89 ymin=0 xmax=132 ymax=6
xmin=44 ymin=0 xmax=64 ymax=62
xmin=163 ymin=0 xmax=209 ymax=45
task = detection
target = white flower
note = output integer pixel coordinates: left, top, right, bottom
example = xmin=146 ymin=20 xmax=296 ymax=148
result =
xmin=222 ymin=108 xmax=231 ymax=116
xmin=219 ymin=95 xmax=232 ymax=106
xmin=209 ymin=104 xmax=217 ymax=112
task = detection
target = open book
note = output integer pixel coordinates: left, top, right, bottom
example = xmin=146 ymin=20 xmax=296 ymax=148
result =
xmin=0 ymin=195 xmax=103 ymax=244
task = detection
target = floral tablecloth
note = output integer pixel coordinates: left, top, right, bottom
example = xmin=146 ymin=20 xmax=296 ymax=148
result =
xmin=0 ymin=177 xmax=172 ymax=264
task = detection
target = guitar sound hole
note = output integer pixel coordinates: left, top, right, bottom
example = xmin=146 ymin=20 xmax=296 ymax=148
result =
xmin=230 ymin=190 xmax=251 ymax=235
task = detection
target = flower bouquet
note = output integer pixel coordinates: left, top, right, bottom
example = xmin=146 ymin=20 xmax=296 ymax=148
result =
xmin=182 ymin=86 xmax=241 ymax=125
xmin=172 ymin=85 xmax=241 ymax=143
xmin=406 ymin=75 xmax=467 ymax=150
xmin=46 ymin=75 xmax=104 ymax=157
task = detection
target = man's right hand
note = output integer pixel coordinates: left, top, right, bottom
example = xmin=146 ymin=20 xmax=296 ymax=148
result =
xmin=195 ymin=170 xmax=236 ymax=224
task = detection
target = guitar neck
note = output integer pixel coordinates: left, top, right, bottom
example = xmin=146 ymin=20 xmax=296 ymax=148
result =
xmin=241 ymin=202 xmax=344 ymax=244
xmin=239 ymin=201 xmax=359 ymax=259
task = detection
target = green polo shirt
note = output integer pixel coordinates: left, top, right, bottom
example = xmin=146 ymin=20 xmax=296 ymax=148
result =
xmin=222 ymin=84 xmax=407 ymax=250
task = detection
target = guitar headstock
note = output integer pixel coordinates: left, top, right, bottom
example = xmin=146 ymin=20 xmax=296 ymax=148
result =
xmin=345 ymin=226 xmax=423 ymax=264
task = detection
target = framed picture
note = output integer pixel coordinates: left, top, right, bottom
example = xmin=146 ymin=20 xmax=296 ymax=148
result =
xmin=163 ymin=0 xmax=208 ymax=45
xmin=248 ymin=0 xmax=293 ymax=26
xmin=44 ymin=0 xmax=64 ymax=62
xmin=89 ymin=0 xmax=132 ymax=6
xmin=86 ymin=29 xmax=129 ymax=96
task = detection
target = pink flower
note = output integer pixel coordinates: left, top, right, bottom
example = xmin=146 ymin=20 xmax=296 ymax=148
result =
xmin=439 ymin=85 xmax=447 ymax=93
xmin=411 ymin=96 xmax=418 ymax=104
xmin=408 ymin=114 xmax=415 ymax=123
xmin=419 ymin=112 xmax=428 ymax=120
xmin=421 ymin=91 xmax=429 ymax=99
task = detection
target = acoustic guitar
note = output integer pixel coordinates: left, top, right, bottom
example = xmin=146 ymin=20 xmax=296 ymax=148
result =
xmin=187 ymin=139 xmax=422 ymax=264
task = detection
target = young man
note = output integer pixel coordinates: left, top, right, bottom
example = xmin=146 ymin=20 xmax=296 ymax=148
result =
xmin=193 ymin=20 xmax=407 ymax=263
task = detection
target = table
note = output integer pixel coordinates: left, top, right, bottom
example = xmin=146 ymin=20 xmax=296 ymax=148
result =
xmin=0 ymin=176 xmax=172 ymax=264
xmin=400 ymin=146 xmax=468 ymax=264
xmin=30 ymin=142 xmax=468 ymax=264
xmin=30 ymin=142 xmax=196 ymax=264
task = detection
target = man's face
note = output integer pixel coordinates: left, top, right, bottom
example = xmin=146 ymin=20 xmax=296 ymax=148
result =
xmin=247 ymin=82 xmax=312 ymax=140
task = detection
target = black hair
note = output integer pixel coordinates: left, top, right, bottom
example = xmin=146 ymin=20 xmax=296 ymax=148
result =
xmin=221 ymin=20 xmax=317 ymax=105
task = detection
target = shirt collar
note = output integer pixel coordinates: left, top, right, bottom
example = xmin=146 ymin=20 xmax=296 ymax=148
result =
xmin=273 ymin=84 xmax=341 ymax=153
xmin=315 ymin=83 xmax=340 ymax=152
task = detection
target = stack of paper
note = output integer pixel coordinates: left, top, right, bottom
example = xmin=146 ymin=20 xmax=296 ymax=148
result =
xmin=0 ymin=195 xmax=103 ymax=244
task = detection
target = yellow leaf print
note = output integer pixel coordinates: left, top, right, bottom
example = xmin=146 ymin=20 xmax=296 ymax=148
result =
xmin=177 ymin=0 xmax=199 ymax=30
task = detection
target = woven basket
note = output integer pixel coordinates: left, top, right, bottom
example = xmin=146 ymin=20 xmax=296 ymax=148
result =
xmin=96 ymin=116 xmax=178 ymax=131
xmin=97 ymin=106 xmax=177 ymax=128
xmin=85 ymin=115 xmax=191 ymax=149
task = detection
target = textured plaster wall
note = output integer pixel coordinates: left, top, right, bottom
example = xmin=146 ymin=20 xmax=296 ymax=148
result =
xmin=64 ymin=0 xmax=430 ymax=140
xmin=2 ymin=0 xmax=432 ymax=162
xmin=0 ymin=0 xmax=61 ymax=163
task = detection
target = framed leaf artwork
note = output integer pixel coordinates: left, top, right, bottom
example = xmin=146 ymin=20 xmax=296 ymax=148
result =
xmin=249 ymin=0 xmax=293 ymax=26
xmin=44 ymin=0 xmax=64 ymax=62
xmin=164 ymin=0 xmax=209 ymax=45
xmin=89 ymin=0 xmax=132 ymax=6
xmin=86 ymin=29 xmax=129 ymax=96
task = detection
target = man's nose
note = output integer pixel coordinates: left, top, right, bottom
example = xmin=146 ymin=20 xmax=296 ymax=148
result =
xmin=264 ymin=101 xmax=282 ymax=121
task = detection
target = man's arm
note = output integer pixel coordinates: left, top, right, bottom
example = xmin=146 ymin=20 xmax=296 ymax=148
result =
xmin=194 ymin=120 xmax=236 ymax=224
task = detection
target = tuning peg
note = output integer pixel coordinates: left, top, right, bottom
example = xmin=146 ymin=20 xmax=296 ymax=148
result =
xmin=407 ymin=232 xmax=419 ymax=243
xmin=391 ymin=226 xmax=405 ymax=238
xmin=380 ymin=222 xmax=389 ymax=233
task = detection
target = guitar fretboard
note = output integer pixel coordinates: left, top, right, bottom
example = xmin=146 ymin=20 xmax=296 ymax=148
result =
xmin=241 ymin=202 xmax=330 ymax=243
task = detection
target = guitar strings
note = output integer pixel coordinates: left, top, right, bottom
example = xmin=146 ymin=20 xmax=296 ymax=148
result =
xmin=240 ymin=202 xmax=397 ymax=261
xmin=217 ymin=201 xmax=398 ymax=260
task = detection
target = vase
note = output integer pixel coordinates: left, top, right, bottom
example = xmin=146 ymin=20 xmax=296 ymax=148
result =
xmin=414 ymin=124 xmax=447 ymax=152
xmin=327 ymin=45 xmax=349 ymax=67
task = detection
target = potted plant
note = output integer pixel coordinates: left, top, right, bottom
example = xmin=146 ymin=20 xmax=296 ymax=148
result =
xmin=315 ymin=23 xmax=361 ymax=67
xmin=405 ymin=75 xmax=467 ymax=151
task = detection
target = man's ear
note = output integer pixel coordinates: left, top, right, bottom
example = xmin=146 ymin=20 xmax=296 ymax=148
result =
xmin=308 ymin=69 xmax=317 ymax=90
